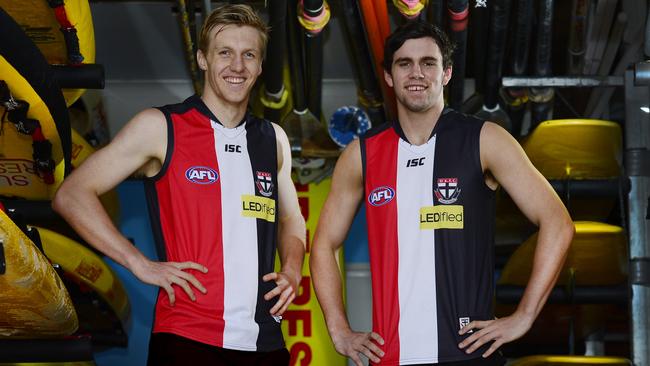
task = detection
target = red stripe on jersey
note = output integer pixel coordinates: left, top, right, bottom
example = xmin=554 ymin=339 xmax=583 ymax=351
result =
xmin=152 ymin=108 xmax=225 ymax=346
xmin=364 ymin=128 xmax=400 ymax=365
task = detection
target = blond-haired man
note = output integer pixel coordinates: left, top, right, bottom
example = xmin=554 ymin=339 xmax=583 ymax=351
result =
xmin=54 ymin=5 xmax=305 ymax=365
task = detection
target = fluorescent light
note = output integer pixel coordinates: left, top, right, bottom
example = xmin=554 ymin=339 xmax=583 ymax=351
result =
xmin=641 ymin=106 xmax=650 ymax=113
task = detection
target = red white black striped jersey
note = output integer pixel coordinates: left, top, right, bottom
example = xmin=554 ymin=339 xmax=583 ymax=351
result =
xmin=361 ymin=109 xmax=496 ymax=365
xmin=144 ymin=95 xmax=283 ymax=352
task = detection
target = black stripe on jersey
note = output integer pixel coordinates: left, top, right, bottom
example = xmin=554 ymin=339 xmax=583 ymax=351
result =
xmin=244 ymin=116 xmax=284 ymax=352
xmin=149 ymin=105 xmax=177 ymax=181
xmin=144 ymin=181 xmax=167 ymax=262
xmin=144 ymin=104 xmax=178 ymax=262
xmin=431 ymin=110 xmax=496 ymax=361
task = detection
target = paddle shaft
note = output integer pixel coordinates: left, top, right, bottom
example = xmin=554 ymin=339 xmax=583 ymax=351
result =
xmin=287 ymin=0 xmax=308 ymax=112
xmin=263 ymin=0 xmax=287 ymax=122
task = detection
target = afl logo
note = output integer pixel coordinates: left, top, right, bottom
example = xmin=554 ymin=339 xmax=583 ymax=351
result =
xmin=368 ymin=186 xmax=395 ymax=206
xmin=185 ymin=166 xmax=218 ymax=184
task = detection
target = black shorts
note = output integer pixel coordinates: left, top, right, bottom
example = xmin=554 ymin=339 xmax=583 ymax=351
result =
xmin=404 ymin=352 xmax=506 ymax=366
xmin=147 ymin=332 xmax=290 ymax=366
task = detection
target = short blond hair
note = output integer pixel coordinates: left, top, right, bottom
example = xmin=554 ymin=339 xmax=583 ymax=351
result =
xmin=199 ymin=4 xmax=269 ymax=56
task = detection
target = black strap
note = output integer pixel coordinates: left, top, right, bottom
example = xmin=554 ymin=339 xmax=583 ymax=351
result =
xmin=46 ymin=0 xmax=65 ymax=7
xmin=0 ymin=239 xmax=5 ymax=275
xmin=32 ymin=140 xmax=55 ymax=175
xmin=0 ymin=80 xmax=10 ymax=103
xmin=60 ymin=27 xmax=83 ymax=64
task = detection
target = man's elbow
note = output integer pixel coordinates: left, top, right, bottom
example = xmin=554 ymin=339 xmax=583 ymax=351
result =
xmin=559 ymin=214 xmax=575 ymax=250
xmin=282 ymin=213 xmax=307 ymax=244
xmin=52 ymin=182 xmax=68 ymax=215
xmin=52 ymin=180 xmax=81 ymax=217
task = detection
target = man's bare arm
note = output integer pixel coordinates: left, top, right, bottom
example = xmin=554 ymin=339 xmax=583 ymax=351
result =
xmin=262 ymin=124 xmax=306 ymax=316
xmin=311 ymin=140 xmax=385 ymax=366
xmin=53 ymin=109 xmax=207 ymax=305
xmin=459 ymin=122 xmax=574 ymax=357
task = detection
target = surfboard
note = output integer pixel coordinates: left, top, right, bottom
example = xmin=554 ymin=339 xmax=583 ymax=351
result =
xmin=0 ymin=210 xmax=78 ymax=338
xmin=499 ymin=221 xmax=626 ymax=286
xmin=0 ymin=0 xmax=96 ymax=107
xmin=510 ymin=355 xmax=632 ymax=365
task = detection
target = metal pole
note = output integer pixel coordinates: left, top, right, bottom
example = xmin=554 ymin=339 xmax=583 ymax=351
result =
xmin=502 ymin=75 xmax=624 ymax=88
xmin=625 ymin=65 xmax=650 ymax=366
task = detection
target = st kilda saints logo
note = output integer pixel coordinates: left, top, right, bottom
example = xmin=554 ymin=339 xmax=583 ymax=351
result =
xmin=434 ymin=178 xmax=461 ymax=204
xmin=256 ymin=171 xmax=274 ymax=197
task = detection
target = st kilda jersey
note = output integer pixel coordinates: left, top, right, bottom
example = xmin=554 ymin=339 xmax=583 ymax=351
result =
xmin=144 ymin=95 xmax=283 ymax=352
xmin=361 ymin=109 xmax=496 ymax=365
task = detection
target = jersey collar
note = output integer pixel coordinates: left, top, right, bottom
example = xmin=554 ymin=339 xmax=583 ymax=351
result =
xmin=392 ymin=107 xmax=452 ymax=144
xmin=185 ymin=94 xmax=248 ymax=127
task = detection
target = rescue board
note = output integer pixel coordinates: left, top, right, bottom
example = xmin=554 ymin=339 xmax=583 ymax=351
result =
xmin=0 ymin=116 xmax=120 ymax=222
xmin=36 ymin=227 xmax=130 ymax=327
xmin=0 ymin=210 xmax=78 ymax=338
xmin=0 ymin=7 xmax=72 ymax=191
xmin=0 ymin=0 xmax=96 ymax=106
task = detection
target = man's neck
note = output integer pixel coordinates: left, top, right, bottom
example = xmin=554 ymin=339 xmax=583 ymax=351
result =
xmin=397 ymin=102 xmax=445 ymax=145
xmin=200 ymin=91 xmax=248 ymax=128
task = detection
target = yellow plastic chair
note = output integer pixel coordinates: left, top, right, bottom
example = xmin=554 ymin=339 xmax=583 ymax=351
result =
xmin=509 ymin=355 xmax=632 ymax=365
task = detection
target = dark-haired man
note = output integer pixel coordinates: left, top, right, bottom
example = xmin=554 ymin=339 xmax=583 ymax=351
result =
xmin=311 ymin=21 xmax=573 ymax=366
xmin=54 ymin=4 xmax=305 ymax=365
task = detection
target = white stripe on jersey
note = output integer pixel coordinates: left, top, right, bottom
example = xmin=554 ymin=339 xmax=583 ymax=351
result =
xmin=396 ymin=137 xmax=438 ymax=364
xmin=212 ymin=121 xmax=260 ymax=351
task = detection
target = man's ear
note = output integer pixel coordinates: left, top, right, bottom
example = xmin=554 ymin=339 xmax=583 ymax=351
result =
xmin=197 ymin=49 xmax=207 ymax=71
xmin=442 ymin=66 xmax=453 ymax=86
xmin=384 ymin=69 xmax=394 ymax=88
xmin=256 ymin=59 xmax=263 ymax=77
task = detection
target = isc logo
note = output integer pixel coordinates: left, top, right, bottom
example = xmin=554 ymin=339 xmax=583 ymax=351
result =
xmin=225 ymin=144 xmax=242 ymax=153
xmin=185 ymin=166 xmax=219 ymax=184
xmin=368 ymin=186 xmax=395 ymax=206
xmin=406 ymin=157 xmax=425 ymax=167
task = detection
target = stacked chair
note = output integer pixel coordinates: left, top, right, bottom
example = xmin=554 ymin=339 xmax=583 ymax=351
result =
xmin=495 ymin=119 xmax=631 ymax=363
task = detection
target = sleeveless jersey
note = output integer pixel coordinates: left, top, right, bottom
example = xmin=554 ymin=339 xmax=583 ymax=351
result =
xmin=361 ymin=109 xmax=496 ymax=365
xmin=144 ymin=95 xmax=283 ymax=352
